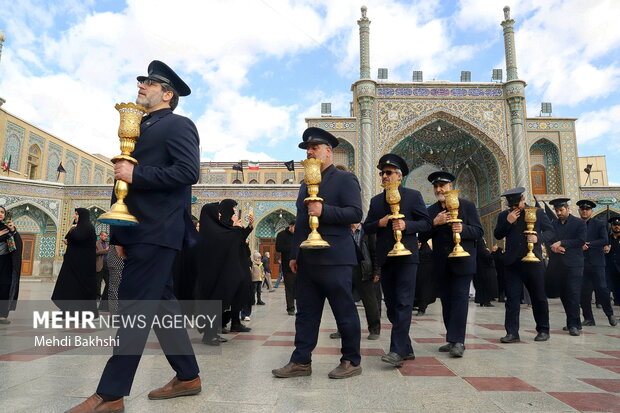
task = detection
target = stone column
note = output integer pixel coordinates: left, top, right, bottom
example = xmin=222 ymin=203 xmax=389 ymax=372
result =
xmin=356 ymin=7 xmax=376 ymax=214
xmin=502 ymin=7 xmax=530 ymax=196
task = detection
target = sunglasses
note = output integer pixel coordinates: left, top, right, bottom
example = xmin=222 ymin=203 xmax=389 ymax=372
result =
xmin=138 ymin=78 xmax=166 ymax=87
xmin=379 ymin=170 xmax=395 ymax=176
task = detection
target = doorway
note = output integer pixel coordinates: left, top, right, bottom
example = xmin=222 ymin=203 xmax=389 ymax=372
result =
xmin=20 ymin=233 xmax=36 ymax=276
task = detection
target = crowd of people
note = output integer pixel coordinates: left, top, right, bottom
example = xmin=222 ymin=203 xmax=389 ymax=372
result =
xmin=0 ymin=60 xmax=618 ymax=412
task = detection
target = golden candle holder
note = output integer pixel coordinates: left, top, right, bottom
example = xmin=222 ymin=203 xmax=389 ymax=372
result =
xmin=444 ymin=190 xmax=470 ymax=258
xmin=299 ymin=158 xmax=330 ymax=249
xmin=383 ymin=181 xmax=412 ymax=257
xmin=98 ymin=102 xmax=147 ymax=226
xmin=521 ymin=207 xmax=540 ymax=262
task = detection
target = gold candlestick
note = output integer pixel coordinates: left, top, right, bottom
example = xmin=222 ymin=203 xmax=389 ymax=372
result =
xmin=383 ymin=181 xmax=412 ymax=257
xmin=444 ymin=190 xmax=470 ymax=258
xmin=521 ymin=207 xmax=540 ymax=262
xmin=99 ymin=102 xmax=147 ymax=226
xmin=299 ymin=158 xmax=330 ymax=249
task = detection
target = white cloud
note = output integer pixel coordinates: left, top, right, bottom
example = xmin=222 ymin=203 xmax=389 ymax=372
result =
xmin=576 ymin=105 xmax=620 ymax=144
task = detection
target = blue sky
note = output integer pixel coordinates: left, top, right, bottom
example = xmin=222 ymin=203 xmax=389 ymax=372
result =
xmin=0 ymin=0 xmax=619 ymax=183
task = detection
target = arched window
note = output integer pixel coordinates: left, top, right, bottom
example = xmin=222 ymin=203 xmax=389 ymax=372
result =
xmin=106 ymin=177 xmax=114 ymax=184
xmin=265 ymin=179 xmax=275 ymax=184
xmin=27 ymin=145 xmax=41 ymax=180
xmin=249 ymin=179 xmax=258 ymax=184
xmin=531 ymin=164 xmax=547 ymax=195
xmin=232 ymin=179 xmax=242 ymax=184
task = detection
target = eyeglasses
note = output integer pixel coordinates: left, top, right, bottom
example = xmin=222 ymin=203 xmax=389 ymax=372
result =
xmin=138 ymin=78 xmax=163 ymax=87
xmin=379 ymin=170 xmax=395 ymax=176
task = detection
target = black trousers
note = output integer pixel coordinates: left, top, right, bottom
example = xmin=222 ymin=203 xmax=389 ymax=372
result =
xmin=291 ymin=263 xmax=360 ymax=366
xmin=437 ymin=269 xmax=472 ymax=345
xmin=252 ymin=281 xmax=262 ymax=304
xmin=581 ymin=266 xmax=614 ymax=321
xmin=283 ymin=270 xmax=297 ymax=312
xmin=352 ymin=268 xmax=381 ymax=335
xmin=96 ymin=267 xmax=109 ymax=299
xmin=504 ymin=261 xmax=549 ymax=336
xmin=381 ymin=260 xmax=417 ymax=356
xmin=96 ymin=244 xmax=199 ymax=397
xmin=607 ymin=266 xmax=620 ymax=306
xmin=560 ymin=266 xmax=584 ymax=329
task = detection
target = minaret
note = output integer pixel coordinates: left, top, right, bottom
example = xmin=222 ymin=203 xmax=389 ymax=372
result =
xmin=355 ymin=6 xmax=376 ymax=213
xmin=501 ymin=6 xmax=530 ymax=196
xmin=0 ymin=29 xmax=5 ymax=107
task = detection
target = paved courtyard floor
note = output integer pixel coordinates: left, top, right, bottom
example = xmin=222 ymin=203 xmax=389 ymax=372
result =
xmin=1 ymin=281 xmax=619 ymax=412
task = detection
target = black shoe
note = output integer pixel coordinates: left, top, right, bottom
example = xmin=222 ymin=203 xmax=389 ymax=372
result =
xmin=381 ymin=352 xmax=404 ymax=367
xmin=568 ymin=327 xmax=581 ymax=336
xmin=367 ymin=333 xmax=380 ymax=340
xmin=582 ymin=319 xmax=596 ymax=326
xmin=329 ymin=332 xmax=341 ymax=339
xmin=449 ymin=343 xmax=465 ymax=357
xmin=221 ymin=328 xmax=230 ymax=334
xmin=534 ymin=331 xmax=549 ymax=341
xmin=230 ymin=324 xmax=252 ymax=333
xmin=500 ymin=334 xmax=520 ymax=343
xmin=438 ymin=343 xmax=454 ymax=352
xmin=287 ymin=310 xmax=295 ymax=316
xmin=609 ymin=315 xmax=618 ymax=326
xmin=201 ymin=336 xmax=220 ymax=346
xmin=257 ymin=301 xmax=266 ymax=305
xmin=416 ymin=310 xmax=425 ymax=316
xmin=562 ymin=326 xmax=582 ymax=331
xmin=403 ymin=352 xmax=415 ymax=361
xmin=498 ymin=298 xmax=506 ymax=303
xmin=217 ymin=335 xmax=228 ymax=343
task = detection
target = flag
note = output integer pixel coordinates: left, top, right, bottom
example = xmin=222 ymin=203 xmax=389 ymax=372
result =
xmin=2 ymin=154 xmax=11 ymax=172
xmin=542 ymin=201 xmax=556 ymax=221
xmin=284 ymin=160 xmax=295 ymax=171
xmin=533 ymin=195 xmax=541 ymax=208
xmin=232 ymin=162 xmax=243 ymax=172
xmin=57 ymin=162 xmax=66 ymax=173
xmin=248 ymin=161 xmax=259 ymax=170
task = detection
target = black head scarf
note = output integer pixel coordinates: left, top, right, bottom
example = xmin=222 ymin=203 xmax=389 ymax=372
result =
xmin=66 ymin=208 xmax=97 ymax=244
xmin=0 ymin=206 xmax=7 ymax=231
xmin=218 ymin=199 xmax=238 ymax=227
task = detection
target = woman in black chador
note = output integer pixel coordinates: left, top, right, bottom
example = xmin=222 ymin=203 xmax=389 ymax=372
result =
xmin=0 ymin=206 xmax=23 ymax=324
xmin=52 ymin=208 xmax=98 ymax=316
xmin=194 ymin=201 xmax=251 ymax=345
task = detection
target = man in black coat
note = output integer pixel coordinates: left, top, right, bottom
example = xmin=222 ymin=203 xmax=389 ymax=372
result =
xmin=363 ymin=154 xmax=432 ymax=367
xmin=419 ymin=171 xmax=483 ymax=357
xmin=494 ymin=187 xmax=555 ymax=343
xmin=547 ymin=198 xmax=587 ymax=336
xmin=577 ymin=200 xmax=616 ymax=326
xmin=68 ymin=61 xmax=201 ymax=413
xmin=607 ymin=217 xmax=620 ymax=307
xmin=272 ymin=127 xmax=363 ymax=379
xmin=275 ymin=221 xmax=296 ymax=315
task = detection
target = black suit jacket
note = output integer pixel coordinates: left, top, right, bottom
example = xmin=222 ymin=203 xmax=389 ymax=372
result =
xmin=548 ymin=214 xmax=587 ymax=268
xmin=363 ymin=186 xmax=432 ymax=266
xmin=110 ymin=108 xmax=200 ymax=250
xmin=583 ymin=218 xmax=608 ymax=267
xmin=291 ymin=165 xmax=362 ymax=266
xmin=420 ymin=198 xmax=483 ymax=275
xmin=494 ymin=207 xmax=555 ymax=266
xmin=607 ymin=235 xmax=620 ymax=273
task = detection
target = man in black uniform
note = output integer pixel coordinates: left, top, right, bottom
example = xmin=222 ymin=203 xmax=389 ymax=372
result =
xmin=363 ymin=154 xmax=431 ymax=367
xmin=607 ymin=217 xmax=620 ymax=307
xmin=67 ymin=61 xmax=201 ymax=412
xmin=494 ymin=187 xmax=554 ymax=343
xmin=577 ymin=200 xmax=616 ymax=326
xmin=547 ymin=198 xmax=587 ymax=336
xmin=419 ymin=171 xmax=483 ymax=357
xmin=272 ymin=127 xmax=363 ymax=379
xmin=275 ymin=221 xmax=296 ymax=315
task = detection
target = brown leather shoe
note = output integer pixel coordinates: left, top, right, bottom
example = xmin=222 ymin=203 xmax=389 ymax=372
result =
xmin=328 ymin=360 xmax=362 ymax=379
xmin=65 ymin=393 xmax=124 ymax=413
xmin=147 ymin=376 xmax=201 ymax=400
xmin=271 ymin=362 xmax=312 ymax=378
